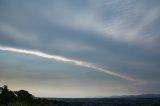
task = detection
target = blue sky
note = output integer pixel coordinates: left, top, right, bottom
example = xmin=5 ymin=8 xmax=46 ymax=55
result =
xmin=0 ymin=0 xmax=160 ymax=97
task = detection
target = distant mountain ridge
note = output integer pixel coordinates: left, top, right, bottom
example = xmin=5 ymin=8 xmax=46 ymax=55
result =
xmin=44 ymin=94 xmax=160 ymax=103
xmin=103 ymin=94 xmax=160 ymax=99
xmin=44 ymin=94 xmax=160 ymax=99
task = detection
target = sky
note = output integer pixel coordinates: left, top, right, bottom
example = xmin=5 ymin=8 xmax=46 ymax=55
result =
xmin=0 ymin=0 xmax=160 ymax=98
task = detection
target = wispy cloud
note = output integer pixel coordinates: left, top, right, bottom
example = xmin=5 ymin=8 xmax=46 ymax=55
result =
xmin=0 ymin=45 xmax=141 ymax=83
xmin=42 ymin=0 xmax=160 ymax=45
xmin=0 ymin=24 xmax=39 ymax=45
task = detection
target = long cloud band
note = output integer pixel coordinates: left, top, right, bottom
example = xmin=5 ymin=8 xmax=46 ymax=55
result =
xmin=0 ymin=45 xmax=142 ymax=83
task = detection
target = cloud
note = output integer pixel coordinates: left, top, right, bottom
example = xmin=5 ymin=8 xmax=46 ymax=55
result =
xmin=41 ymin=0 xmax=160 ymax=46
xmin=0 ymin=0 xmax=160 ymax=96
xmin=0 ymin=24 xmax=39 ymax=44
xmin=102 ymin=6 xmax=160 ymax=45
xmin=0 ymin=0 xmax=159 ymax=82
xmin=0 ymin=45 xmax=142 ymax=83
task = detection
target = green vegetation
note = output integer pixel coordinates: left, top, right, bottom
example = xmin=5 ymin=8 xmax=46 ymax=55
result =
xmin=0 ymin=85 xmax=160 ymax=106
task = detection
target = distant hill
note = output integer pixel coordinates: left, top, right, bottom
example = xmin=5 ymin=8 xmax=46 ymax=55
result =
xmin=45 ymin=94 xmax=160 ymax=103
xmin=109 ymin=94 xmax=160 ymax=99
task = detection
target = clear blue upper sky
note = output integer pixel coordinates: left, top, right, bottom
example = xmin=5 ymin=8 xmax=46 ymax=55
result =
xmin=0 ymin=0 xmax=160 ymax=97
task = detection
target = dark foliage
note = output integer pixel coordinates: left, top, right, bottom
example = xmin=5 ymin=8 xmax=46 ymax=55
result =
xmin=15 ymin=90 xmax=33 ymax=103
xmin=0 ymin=85 xmax=16 ymax=105
xmin=0 ymin=85 xmax=160 ymax=106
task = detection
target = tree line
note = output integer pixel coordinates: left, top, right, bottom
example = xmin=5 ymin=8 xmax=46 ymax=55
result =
xmin=0 ymin=85 xmax=33 ymax=106
xmin=0 ymin=85 xmax=80 ymax=106
xmin=1 ymin=85 xmax=160 ymax=106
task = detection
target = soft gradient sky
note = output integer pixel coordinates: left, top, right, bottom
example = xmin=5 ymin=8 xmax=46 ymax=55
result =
xmin=0 ymin=0 xmax=160 ymax=98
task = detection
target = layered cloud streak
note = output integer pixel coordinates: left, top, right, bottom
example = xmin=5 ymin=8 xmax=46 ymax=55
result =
xmin=0 ymin=45 xmax=140 ymax=83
